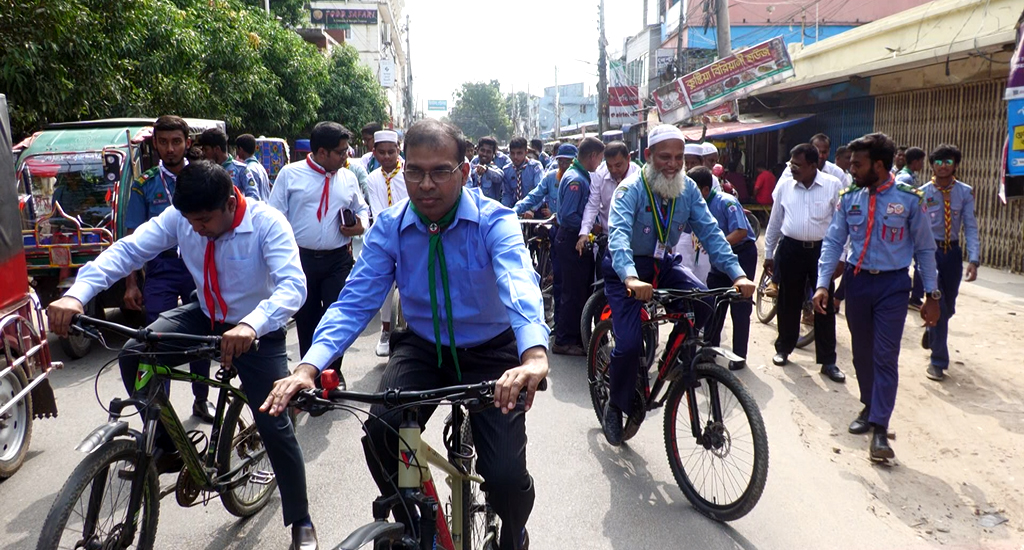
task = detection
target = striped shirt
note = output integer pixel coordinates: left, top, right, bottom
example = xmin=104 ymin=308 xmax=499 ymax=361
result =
xmin=764 ymin=169 xmax=844 ymax=260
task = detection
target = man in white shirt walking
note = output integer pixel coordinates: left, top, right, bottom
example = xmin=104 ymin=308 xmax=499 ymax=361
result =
xmin=763 ymin=143 xmax=846 ymax=383
xmin=575 ymin=141 xmax=638 ymax=251
xmin=270 ymin=122 xmax=369 ymax=389
xmin=364 ymin=130 xmax=408 ymax=356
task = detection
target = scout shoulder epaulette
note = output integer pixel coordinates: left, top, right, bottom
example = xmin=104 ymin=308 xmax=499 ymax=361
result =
xmin=839 ymin=184 xmax=860 ymax=196
xmin=896 ymin=183 xmax=924 ymax=198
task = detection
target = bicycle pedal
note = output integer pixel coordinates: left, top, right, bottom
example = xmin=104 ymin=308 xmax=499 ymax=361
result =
xmin=248 ymin=470 xmax=276 ymax=485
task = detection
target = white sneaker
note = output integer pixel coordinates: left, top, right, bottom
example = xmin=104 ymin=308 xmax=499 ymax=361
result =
xmin=375 ymin=330 xmax=390 ymax=357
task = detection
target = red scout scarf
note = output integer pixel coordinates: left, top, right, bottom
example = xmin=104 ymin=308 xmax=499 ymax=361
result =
xmin=306 ymin=154 xmax=333 ymax=221
xmin=853 ymin=176 xmax=894 ymax=275
xmin=203 ymin=187 xmax=247 ymax=329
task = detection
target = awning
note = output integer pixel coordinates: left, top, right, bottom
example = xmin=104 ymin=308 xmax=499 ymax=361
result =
xmin=681 ymin=114 xmax=814 ymax=140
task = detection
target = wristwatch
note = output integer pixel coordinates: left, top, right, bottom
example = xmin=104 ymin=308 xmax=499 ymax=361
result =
xmin=929 ymin=289 xmax=942 ymax=300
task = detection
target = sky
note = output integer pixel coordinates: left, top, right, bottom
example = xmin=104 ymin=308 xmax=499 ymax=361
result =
xmin=404 ymin=0 xmax=657 ymax=118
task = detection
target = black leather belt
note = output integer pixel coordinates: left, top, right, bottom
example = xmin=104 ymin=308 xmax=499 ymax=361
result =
xmin=299 ymin=246 xmax=351 ymax=259
xmin=783 ymin=236 xmax=822 ymax=249
xmin=937 ymin=240 xmax=959 ymax=247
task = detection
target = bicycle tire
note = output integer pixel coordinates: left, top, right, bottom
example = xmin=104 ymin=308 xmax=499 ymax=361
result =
xmin=587 ymin=320 xmax=657 ymax=430
xmin=796 ymin=326 xmax=815 ymax=349
xmin=745 ymin=211 xmax=761 ymax=241
xmin=755 ymin=271 xmax=776 ymax=324
xmin=217 ymin=395 xmax=276 ymax=518
xmin=663 ymin=363 xmax=769 ymax=522
xmin=580 ymin=287 xmax=607 ymax=349
xmin=36 ymin=439 xmax=159 ymax=550
xmin=453 ymin=415 xmax=500 ymax=550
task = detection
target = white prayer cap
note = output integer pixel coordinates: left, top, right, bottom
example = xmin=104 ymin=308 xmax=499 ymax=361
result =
xmin=702 ymin=142 xmax=719 ymax=156
xmin=684 ymin=143 xmax=705 ymax=157
xmin=374 ymin=130 xmax=399 ymax=144
xmin=647 ymin=124 xmax=685 ymax=147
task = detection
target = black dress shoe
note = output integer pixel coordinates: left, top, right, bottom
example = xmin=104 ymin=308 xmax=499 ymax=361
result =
xmin=820 ymin=364 xmax=846 ymax=383
xmin=848 ymin=407 xmax=870 ymax=435
xmin=192 ymin=399 xmax=216 ymax=423
xmin=289 ymin=523 xmax=318 ymax=550
xmin=602 ymin=403 xmax=624 ymax=446
xmin=772 ymin=353 xmax=788 ymax=366
xmin=729 ymin=360 xmax=747 ymax=371
xmin=870 ymin=430 xmax=895 ymax=461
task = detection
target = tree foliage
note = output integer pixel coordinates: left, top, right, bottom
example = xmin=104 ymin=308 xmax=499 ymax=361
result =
xmin=0 ymin=0 xmax=388 ymax=141
xmin=318 ymin=46 xmax=391 ymax=141
xmin=449 ymin=81 xmax=512 ymax=142
xmin=240 ymin=0 xmax=305 ymax=27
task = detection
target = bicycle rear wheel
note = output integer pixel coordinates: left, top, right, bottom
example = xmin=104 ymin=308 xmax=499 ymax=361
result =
xmin=37 ymin=439 xmax=159 ymax=550
xmin=795 ymin=301 xmax=815 ymax=349
xmin=663 ymin=363 xmax=768 ymax=522
xmin=456 ymin=416 xmax=500 ymax=550
xmin=218 ymin=395 xmax=276 ymax=517
xmin=580 ymin=287 xmax=607 ymax=349
xmin=755 ymin=271 xmax=776 ymax=324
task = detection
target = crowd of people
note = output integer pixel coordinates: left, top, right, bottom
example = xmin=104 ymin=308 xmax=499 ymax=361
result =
xmin=43 ymin=113 xmax=979 ymax=550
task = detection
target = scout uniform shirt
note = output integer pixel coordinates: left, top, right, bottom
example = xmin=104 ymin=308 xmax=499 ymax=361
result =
xmin=919 ymin=179 xmax=980 ymax=263
xmin=222 ymin=157 xmax=261 ymax=200
xmin=817 ymin=179 xmax=938 ymax=291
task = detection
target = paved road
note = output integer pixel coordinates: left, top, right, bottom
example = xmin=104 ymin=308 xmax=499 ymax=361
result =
xmin=1 ymin=299 xmax=935 ymax=550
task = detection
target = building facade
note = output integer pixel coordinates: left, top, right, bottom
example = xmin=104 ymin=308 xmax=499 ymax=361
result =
xmin=540 ymin=83 xmax=598 ymax=137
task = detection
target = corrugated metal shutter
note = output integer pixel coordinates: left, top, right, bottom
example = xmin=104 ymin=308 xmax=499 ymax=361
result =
xmin=875 ymin=79 xmax=1023 ymax=272
xmin=787 ymin=97 xmax=876 ymax=160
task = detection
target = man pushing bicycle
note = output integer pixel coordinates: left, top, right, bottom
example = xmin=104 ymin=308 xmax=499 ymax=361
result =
xmin=263 ymin=119 xmax=549 ymax=550
xmin=47 ymin=161 xmax=320 ymax=550
xmin=601 ymin=124 xmax=756 ymax=446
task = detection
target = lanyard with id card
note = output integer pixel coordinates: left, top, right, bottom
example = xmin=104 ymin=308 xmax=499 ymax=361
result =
xmin=640 ymin=170 xmax=675 ymax=259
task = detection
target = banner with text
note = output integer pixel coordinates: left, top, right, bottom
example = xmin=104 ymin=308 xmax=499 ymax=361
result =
xmin=310 ymin=8 xmax=378 ymax=27
xmin=654 ymin=37 xmax=795 ymax=124
xmin=608 ymin=59 xmax=640 ymax=128
xmin=427 ymin=100 xmax=448 ymax=111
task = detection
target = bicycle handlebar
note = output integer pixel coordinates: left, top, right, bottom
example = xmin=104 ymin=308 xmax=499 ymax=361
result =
xmin=518 ymin=215 xmax=556 ymax=225
xmin=70 ymin=314 xmax=258 ymax=350
xmin=625 ymin=287 xmax=745 ymax=302
xmin=291 ymin=378 xmax=548 ymax=412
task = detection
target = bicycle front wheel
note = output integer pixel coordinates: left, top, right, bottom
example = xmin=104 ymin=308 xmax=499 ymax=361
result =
xmin=218 ymin=395 xmax=276 ymax=517
xmin=663 ymin=363 xmax=768 ymax=522
xmin=755 ymin=271 xmax=776 ymax=324
xmin=37 ymin=439 xmax=159 ymax=550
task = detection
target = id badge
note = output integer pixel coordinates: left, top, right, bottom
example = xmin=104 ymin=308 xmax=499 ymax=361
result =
xmin=654 ymin=240 xmax=667 ymax=260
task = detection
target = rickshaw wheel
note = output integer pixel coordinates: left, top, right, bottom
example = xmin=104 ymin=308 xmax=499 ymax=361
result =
xmin=0 ymin=363 xmax=32 ymax=478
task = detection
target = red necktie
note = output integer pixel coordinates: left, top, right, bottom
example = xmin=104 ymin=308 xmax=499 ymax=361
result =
xmin=853 ymin=177 xmax=894 ymax=275
xmin=203 ymin=187 xmax=247 ymax=329
xmin=306 ymin=155 xmax=333 ymax=221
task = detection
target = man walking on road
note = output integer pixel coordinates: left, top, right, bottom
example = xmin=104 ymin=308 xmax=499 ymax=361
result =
xmin=501 ymin=137 xmax=545 ymax=208
xmin=553 ymin=137 xmax=605 ymax=356
xmin=814 ymin=132 xmax=941 ymax=461
xmin=197 ymin=128 xmax=261 ymax=200
xmin=365 ymin=130 xmax=407 ymax=357
xmin=575 ymin=141 xmax=638 ymax=250
xmin=235 ymin=134 xmax=272 ymax=201
xmin=918 ymin=144 xmax=979 ymax=381
xmin=763 ymin=143 xmax=846 ymax=383
xmin=270 ymin=122 xmax=369 ymax=389
xmin=360 ymin=122 xmax=383 ymax=173
xmin=470 ymin=137 xmax=507 ymax=201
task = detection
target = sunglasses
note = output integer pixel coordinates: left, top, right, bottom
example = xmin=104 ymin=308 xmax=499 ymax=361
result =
xmin=932 ymin=159 xmax=955 ymax=166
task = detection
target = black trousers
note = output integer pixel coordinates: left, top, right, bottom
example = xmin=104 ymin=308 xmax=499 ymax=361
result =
xmin=296 ymin=246 xmax=353 ymax=370
xmin=363 ymin=328 xmax=534 ymax=550
xmin=774 ymin=237 xmax=837 ymax=364
xmin=118 ymin=302 xmax=309 ymax=526
xmin=553 ymin=225 xmax=593 ymax=346
xmin=706 ymin=241 xmax=758 ymax=359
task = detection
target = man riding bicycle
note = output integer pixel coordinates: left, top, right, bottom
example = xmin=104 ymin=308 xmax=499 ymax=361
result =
xmin=263 ymin=119 xmax=549 ymax=550
xmin=46 ymin=161 xmax=320 ymax=550
xmin=602 ymin=124 xmax=756 ymax=446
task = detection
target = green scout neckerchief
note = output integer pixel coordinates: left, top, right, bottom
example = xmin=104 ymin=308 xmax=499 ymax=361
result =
xmin=570 ymin=158 xmax=590 ymax=182
xmin=639 ymin=169 xmax=676 ymax=244
xmin=409 ymin=190 xmax=464 ymax=380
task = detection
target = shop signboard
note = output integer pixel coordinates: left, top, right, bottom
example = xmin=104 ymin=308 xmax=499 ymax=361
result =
xmin=310 ymin=8 xmax=378 ymax=27
xmin=608 ymin=59 xmax=639 ymax=127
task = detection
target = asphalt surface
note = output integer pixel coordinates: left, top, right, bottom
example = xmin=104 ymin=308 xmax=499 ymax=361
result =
xmin=1 ymin=297 xmax=936 ymax=550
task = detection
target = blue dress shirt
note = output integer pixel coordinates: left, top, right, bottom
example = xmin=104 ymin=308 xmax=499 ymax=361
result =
xmin=514 ymin=168 xmax=560 ymax=215
xmin=501 ymin=159 xmax=545 ymax=208
xmin=302 ymin=191 xmax=550 ymax=370
xmin=706 ymin=190 xmax=756 ymax=246
xmin=608 ymin=169 xmax=743 ymax=282
xmin=817 ymin=181 xmax=938 ymax=290
xmin=126 ymin=161 xmax=181 ymax=230
xmin=919 ymin=179 xmax=980 ymax=264
xmin=557 ymin=165 xmax=592 ymax=229
xmin=468 ymin=158 xmax=505 ymax=201
xmin=66 ymin=200 xmax=306 ymax=336
xmin=222 ymin=157 xmax=260 ymax=200
xmin=244 ymin=157 xmax=272 ymax=202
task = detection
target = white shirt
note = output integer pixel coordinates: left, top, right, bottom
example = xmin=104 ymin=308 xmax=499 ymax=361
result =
xmin=764 ymin=169 xmax=844 ymax=260
xmin=67 ymin=201 xmax=306 ymax=336
xmin=580 ymin=161 xmax=639 ymax=236
xmin=782 ymin=160 xmax=846 ymax=184
xmin=366 ymin=164 xmax=409 ymax=217
xmin=269 ymin=157 xmax=370 ymax=251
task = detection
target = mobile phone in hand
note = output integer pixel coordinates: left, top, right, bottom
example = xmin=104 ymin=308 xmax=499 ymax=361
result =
xmin=341 ymin=208 xmax=356 ymax=227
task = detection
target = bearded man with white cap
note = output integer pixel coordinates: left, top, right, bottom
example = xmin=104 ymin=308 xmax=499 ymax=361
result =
xmin=600 ymin=124 xmax=756 ymax=446
xmin=365 ymin=130 xmax=408 ymax=356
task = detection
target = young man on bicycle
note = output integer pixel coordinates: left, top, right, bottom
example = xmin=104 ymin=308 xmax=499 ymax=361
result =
xmin=602 ymin=124 xmax=756 ymax=446
xmin=47 ymin=161 xmax=320 ymax=550
xmin=263 ymin=118 xmax=549 ymax=550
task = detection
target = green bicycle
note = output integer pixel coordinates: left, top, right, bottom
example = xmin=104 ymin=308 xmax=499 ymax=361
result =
xmin=290 ymin=371 xmax=546 ymax=550
xmin=37 ymin=314 xmax=275 ymax=550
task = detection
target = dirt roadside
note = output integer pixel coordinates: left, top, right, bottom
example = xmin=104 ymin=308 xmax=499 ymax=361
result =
xmin=745 ymin=264 xmax=1024 ymax=547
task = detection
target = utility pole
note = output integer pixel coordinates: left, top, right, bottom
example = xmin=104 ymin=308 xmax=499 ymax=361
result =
xmin=597 ymin=0 xmax=609 ymax=135
xmin=405 ymin=14 xmax=413 ymax=125
xmin=716 ymin=0 xmax=732 ymax=58
xmin=675 ymin=0 xmax=686 ymax=75
xmin=554 ymin=66 xmax=561 ymax=140
xmin=264 ymin=0 xmax=270 ymax=15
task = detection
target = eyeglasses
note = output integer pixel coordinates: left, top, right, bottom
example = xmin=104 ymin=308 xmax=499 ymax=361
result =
xmin=404 ymin=162 xmax=464 ymax=184
xmin=933 ymin=159 xmax=955 ymax=166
